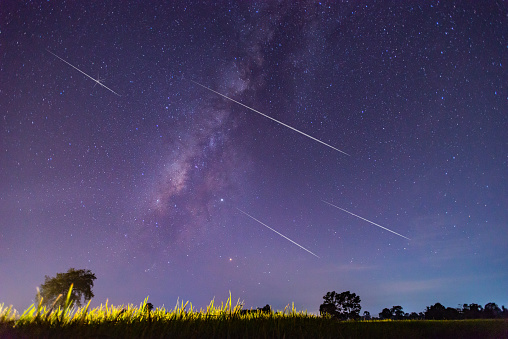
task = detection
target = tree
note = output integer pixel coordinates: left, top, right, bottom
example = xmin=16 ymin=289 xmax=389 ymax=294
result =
xmin=37 ymin=268 xmax=96 ymax=307
xmin=425 ymin=303 xmax=446 ymax=320
xmin=462 ymin=303 xmax=483 ymax=319
xmin=319 ymin=303 xmax=337 ymax=317
xmin=502 ymin=306 xmax=508 ymax=318
xmin=319 ymin=291 xmax=361 ymax=320
xmin=484 ymin=303 xmax=501 ymax=319
xmin=258 ymin=304 xmax=271 ymax=313
xmin=444 ymin=307 xmax=460 ymax=320
xmin=407 ymin=312 xmax=421 ymax=320
xmin=379 ymin=308 xmax=392 ymax=320
xmin=390 ymin=305 xmax=404 ymax=320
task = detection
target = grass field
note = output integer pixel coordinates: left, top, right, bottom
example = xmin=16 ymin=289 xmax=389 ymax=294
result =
xmin=1 ymin=293 xmax=507 ymax=338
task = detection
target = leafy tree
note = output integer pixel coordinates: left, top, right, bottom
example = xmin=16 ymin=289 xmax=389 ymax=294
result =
xmin=362 ymin=311 xmax=371 ymax=320
xmin=424 ymin=303 xmax=460 ymax=320
xmin=390 ymin=305 xmax=404 ymax=320
xmin=319 ymin=303 xmax=336 ymax=317
xmin=379 ymin=308 xmax=392 ymax=319
xmin=407 ymin=312 xmax=421 ymax=320
xmin=502 ymin=306 xmax=508 ymax=318
xmin=462 ymin=303 xmax=483 ymax=319
xmin=37 ymin=268 xmax=96 ymax=307
xmin=444 ymin=307 xmax=460 ymax=320
xmin=484 ymin=302 xmax=501 ymax=318
xmin=425 ymin=303 xmax=446 ymax=320
xmin=258 ymin=304 xmax=271 ymax=313
xmin=319 ymin=291 xmax=361 ymax=320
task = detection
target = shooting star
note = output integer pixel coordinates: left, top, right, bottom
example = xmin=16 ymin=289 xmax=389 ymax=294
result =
xmin=236 ymin=207 xmax=320 ymax=258
xmin=322 ymin=200 xmax=411 ymax=240
xmin=189 ymin=79 xmax=349 ymax=156
xmin=92 ymin=72 xmax=105 ymax=88
xmin=46 ymin=49 xmax=121 ymax=96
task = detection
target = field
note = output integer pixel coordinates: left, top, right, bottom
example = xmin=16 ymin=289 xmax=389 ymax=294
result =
xmin=1 ymin=295 xmax=507 ymax=339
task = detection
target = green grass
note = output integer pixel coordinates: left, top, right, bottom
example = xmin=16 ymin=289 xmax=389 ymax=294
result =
xmin=1 ymin=290 xmax=507 ymax=338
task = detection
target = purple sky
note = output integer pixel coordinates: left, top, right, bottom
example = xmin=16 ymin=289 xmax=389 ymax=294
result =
xmin=1 ymin=1 xmax=507 ymax=315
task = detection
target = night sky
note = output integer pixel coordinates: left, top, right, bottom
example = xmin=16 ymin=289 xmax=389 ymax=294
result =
xmin=1 ymin=1 xmax=507 ymax=315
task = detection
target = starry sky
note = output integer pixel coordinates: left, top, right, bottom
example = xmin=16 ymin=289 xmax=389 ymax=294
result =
xmin=1 ymin=1 xmax=507 ymax=315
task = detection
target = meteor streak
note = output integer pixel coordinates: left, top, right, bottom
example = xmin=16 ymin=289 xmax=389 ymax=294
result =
xmin=236 ymin=208 xmax=320 ymax=258
xmin=322 ymin=200 xmax=411 ymax=240
xmin=189 ymin=80 xmax=349 ymax=156
xmin=46 ymin=49 xmax=121 ymax=96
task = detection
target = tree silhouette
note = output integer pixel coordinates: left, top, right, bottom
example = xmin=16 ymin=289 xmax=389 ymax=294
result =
xmin=319 ymin=291 xmax=361 ymax=320
xmin=484 ymin=303 xmax=501 ymax=319
xmin=375 ymin=302 xmax=507 ymax=320
xmin=502 ymin=306 xmax=508 ymax=318
xmin=239 ymin=304 xmax=272 ymax=315
xmin=145 ymin=303 xmax=154 ymax=324
xmin=407 ymin=312 xmax=422 ymax=320
xmin=390 ymin=305 xmax=404 ymax=320
xmin=319 ymin=303 xmax=336 ymax=317
xmin=424 ymin=303 xmax=462 ymax=320
xmin=379 ymin=308 xmax=392 ymax=319
xmin=462 ymin=303 xmax=483 ymax=319
xmin=37 ymin=268 xmax=96 ymax=307
xmin=445 ymin=307 xmax=460 ymax=320
xmin=425 ymin=303 xmax=447 ymax=320
xmin=258 ymin=304 xmax=271 ymax=313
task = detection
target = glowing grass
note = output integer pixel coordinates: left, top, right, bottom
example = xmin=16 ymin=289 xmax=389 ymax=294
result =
xmin=1 ymin=288 xmax=507 ymax=338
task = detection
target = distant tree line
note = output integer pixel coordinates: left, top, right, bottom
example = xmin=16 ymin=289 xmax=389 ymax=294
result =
xmin=239 ymin=304 xmax=271 ymax=315
xmin=320 ymin=291 xmax=508 ymax=320
xmin=377 ymin=302 xmax=508 ymax=320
